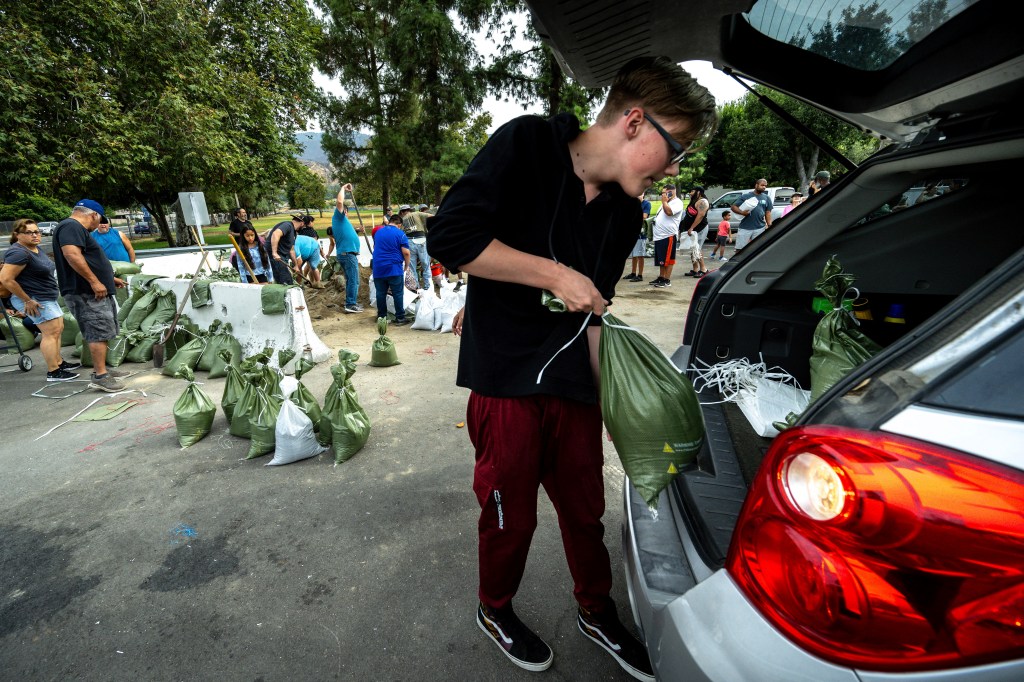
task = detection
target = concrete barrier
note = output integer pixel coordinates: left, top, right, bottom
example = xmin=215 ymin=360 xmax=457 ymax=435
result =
xmin=144 ymin=278 xmax=331 ymax=373
xmin=135 ymin=236 xmax=370 ymax=278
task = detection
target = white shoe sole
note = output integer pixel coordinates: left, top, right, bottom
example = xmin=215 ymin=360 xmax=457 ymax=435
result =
xmin=477 ymin=611 xmax=553 ymax=672
xmin=578 ymin=617 xmax=655 ymax=682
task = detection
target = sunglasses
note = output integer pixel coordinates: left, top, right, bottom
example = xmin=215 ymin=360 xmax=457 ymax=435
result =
xmin=643 ymin=113 xmax=688 ymax=165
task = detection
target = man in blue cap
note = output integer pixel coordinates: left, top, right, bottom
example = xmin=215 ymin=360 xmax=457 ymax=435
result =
xmin=53 ymin=199 xmax=129 ymax=392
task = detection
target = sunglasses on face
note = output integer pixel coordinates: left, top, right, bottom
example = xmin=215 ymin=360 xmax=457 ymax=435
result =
xmin=643 ymin=113 xmax=688 ymax=165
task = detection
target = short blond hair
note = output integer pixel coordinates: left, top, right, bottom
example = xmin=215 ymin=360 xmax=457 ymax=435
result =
xmin=597 ymin=56 xmax=718 ymax=150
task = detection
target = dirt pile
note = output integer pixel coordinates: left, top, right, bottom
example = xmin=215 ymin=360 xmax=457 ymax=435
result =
xmin=302 ymin=264 xmax=374 ymax=320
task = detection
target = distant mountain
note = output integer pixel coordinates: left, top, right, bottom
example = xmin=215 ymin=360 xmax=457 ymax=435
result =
xmin=294 ymin=131 xmax=369 ymax=165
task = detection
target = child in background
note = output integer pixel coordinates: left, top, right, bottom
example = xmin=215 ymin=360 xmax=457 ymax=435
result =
xmin=711 ymin=210 xmax=733 ymax=261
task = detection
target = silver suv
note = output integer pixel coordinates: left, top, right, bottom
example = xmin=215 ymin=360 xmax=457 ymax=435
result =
xmin=36 ymin=221 xmax=59 ymax=236
xmin=525 ymin=1 xmax=1024 ymax=680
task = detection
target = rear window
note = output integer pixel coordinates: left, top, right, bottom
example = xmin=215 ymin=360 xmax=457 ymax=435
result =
xmin=924 ymin=326 xmax=1024 ymax=420
xmin=712 ymin=192 xmax=742 ymax=209
xmin=745 ymin=0 xmax=975 ymax=71
xmin=858 ymin=177 xmax=968 ymax=225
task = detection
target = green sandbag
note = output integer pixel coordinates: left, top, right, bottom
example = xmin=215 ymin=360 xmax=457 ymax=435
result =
xmin=599 ymin=312 xmax=705 ymax=509
xmin=131 ymin=274 xmax=166 ymax=290
xmin=172 ymin=366 xmax=216 ymax=448
xmin=208 ymin=337 xmax=242 ymax=379
xmin=162 ymin=336 xmax=206 ymax=377
xmin=220 ymin=351 xmax=246 ymax=423
xmin=329 ymin=383 xmax=371 ymax=464
xmin=106 ymin=332 xmax=133 ymax=367
xmin=110 ymin=260 xmax=142 ymax=276
xmin=1 ymin=315 xmax=36 ymax=351
xmin=320 ymin=362 xmax=370 ymax=462
xmin=117 ymin=286 xmax=145 ymax=324
xmin=260 ymin=284 xmax=294 ymax=315
xmin=246 ymin=387 xmax=281 ymax=459
xmin=199 ymin=321 xmax=241 ymax=373
xmin=291 ymin=357 xmax=322 ymax=427
xmin=321 ymin=255 xmax=338 ymax=281
xmin=369 ymin=318 xmax=400 ymax=367
xmin=190 ymin=279 xmax=213 ymax=308
xmin=140 ymin=289 xmax=178 ymax=334
xmin=318 ymin=350 xmax=360 ymax=446
xmin=809 ymin=256 xmax=882 ymax=401
xmin=123 ymin=288 xmax=159 ymax=331
xmin=124 ymin=333 xmax=157 ymax=363
xmin=278 ymin=348 xmax=296 ymax=369
xmin=60 ymin=313 xmax=79 ymax=347
xmin=229 ymin=375 xmax=260 ymax=438
xmin=162 ymin=315 xmax=199 ymax=361
xmin=75 ymin=331 xmax=94 ymax=367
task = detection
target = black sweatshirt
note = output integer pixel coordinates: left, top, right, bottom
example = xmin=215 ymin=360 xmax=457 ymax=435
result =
xmin=427 ymin=114 xmax=640 ymax=404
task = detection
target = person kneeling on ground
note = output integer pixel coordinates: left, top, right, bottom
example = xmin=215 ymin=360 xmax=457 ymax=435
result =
xmin=295 ymin=234 xmax=325 ymax=288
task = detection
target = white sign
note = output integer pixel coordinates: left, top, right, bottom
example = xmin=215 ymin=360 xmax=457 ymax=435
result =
xmin=178 ymin=192 xmax=210 ymax=244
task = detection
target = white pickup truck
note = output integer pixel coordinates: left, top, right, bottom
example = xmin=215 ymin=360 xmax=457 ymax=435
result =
xmin=704 ymin=186 xmax=796 ymax=239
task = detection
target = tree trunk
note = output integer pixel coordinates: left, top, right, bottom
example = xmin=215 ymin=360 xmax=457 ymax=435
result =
xmin=145 ymin=200 xmax=176 ymax=247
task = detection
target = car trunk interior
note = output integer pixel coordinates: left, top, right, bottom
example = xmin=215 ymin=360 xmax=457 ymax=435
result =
xmin=675 ymin=137 xmax=1024 ymax=569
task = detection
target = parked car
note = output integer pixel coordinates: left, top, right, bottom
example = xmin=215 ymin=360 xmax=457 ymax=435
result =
xmin=705 ymin=187 xmax=795 ymax=239
xmin=524 ymin=1 xmax=1024 ymax=680
xmin=133 ymin=221 xmax=152 ymax=234
xmin=36 ymin=221 xmax=59 ymax=236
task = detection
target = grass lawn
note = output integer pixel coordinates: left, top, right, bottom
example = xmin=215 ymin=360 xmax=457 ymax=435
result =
xmin=130 ymin=209 xmax=387 ymax=251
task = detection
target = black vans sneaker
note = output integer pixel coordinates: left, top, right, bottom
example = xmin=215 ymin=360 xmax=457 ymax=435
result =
xmin=578 ymin=606 xmax=655 ymax=682
xmin=477 ymin=603 xmax=553 ymax=672
xmin=46 ymin=368 xmax=80 ymax=382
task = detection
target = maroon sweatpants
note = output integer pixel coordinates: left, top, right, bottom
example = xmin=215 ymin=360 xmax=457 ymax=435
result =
xmin=466 ymin=391 xmax=613 ymax=614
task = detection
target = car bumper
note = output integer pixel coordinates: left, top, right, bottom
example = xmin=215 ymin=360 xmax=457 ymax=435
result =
xmin=621 ymin=481 xmax=1023 ymax=682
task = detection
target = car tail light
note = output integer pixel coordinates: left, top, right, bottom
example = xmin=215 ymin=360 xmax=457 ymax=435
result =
xmin=726 ymin=426 xmax=1024 ymax=672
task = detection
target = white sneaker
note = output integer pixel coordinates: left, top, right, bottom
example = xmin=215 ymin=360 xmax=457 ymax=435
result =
xmin=721 ymin=257 xmax=729 ymax=262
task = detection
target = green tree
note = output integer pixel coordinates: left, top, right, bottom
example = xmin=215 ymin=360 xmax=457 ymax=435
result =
xmin=0 ymin=0 xmax=321 ymax=245
xmin=287 ymin=163 xmax=328 ymax=215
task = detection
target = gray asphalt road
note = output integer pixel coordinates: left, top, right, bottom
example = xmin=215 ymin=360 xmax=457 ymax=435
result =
xmin=0 ymin=264 xmax=700 ymax=681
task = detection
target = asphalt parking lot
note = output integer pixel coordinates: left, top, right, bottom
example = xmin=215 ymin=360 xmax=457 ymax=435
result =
xmin=1 ymin=263 xmax=700 ymax=681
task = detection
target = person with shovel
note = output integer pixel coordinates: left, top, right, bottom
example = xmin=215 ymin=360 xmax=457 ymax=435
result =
xmin=52 ymin=199 xmax=130 ymax=393
xmin=427 ymin=56 xmax=717 ymax=681
xmin=326 ymin=182 xmax=363 ymax=314
xmin=266 ymin=214 xmax=304 ymax=285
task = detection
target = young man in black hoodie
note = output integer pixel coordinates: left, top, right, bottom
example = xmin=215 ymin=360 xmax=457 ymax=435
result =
xmin=427 ymin=56 xmax=717 ymax=681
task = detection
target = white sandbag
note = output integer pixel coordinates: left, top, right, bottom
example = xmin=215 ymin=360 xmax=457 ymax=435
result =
xmin=266 ymin=376 xmax=327 ymax=466
xmin=411 ymin=290 xmax=442 ymax=331
xmin=736 ymin=377 xmax=810 ymax=437
xmin=438 ymin=287 xmax=467 ymax=334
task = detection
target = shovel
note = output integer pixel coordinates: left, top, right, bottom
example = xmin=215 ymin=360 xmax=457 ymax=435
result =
xmin=153 ymin=227 xmax=209 ymax=368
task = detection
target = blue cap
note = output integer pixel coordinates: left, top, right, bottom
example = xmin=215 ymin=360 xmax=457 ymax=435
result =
xmin=74 ymin=199 xmax=106 ymax=221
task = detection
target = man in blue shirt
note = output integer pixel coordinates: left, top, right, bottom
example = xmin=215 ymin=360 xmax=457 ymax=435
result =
xmin=326 ymin=182 xmax=363 ymax=313
xmin=730 ymin=177 xmax=773 ymax=250
xmin=371 ymin=215 xmax=411 ymax=325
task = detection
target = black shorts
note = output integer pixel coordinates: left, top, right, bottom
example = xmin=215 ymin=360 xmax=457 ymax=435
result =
xmin=653 ymin=236 xmax=676 ymax=266
xmin=716 ymin=235 xmax=728 ymax=246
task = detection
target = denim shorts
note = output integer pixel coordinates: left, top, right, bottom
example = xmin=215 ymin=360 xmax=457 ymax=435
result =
xmin=65 ymin=293 xmax=119 ymax=342
xmin=10 ymin=294 xmax=63 ymax=324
